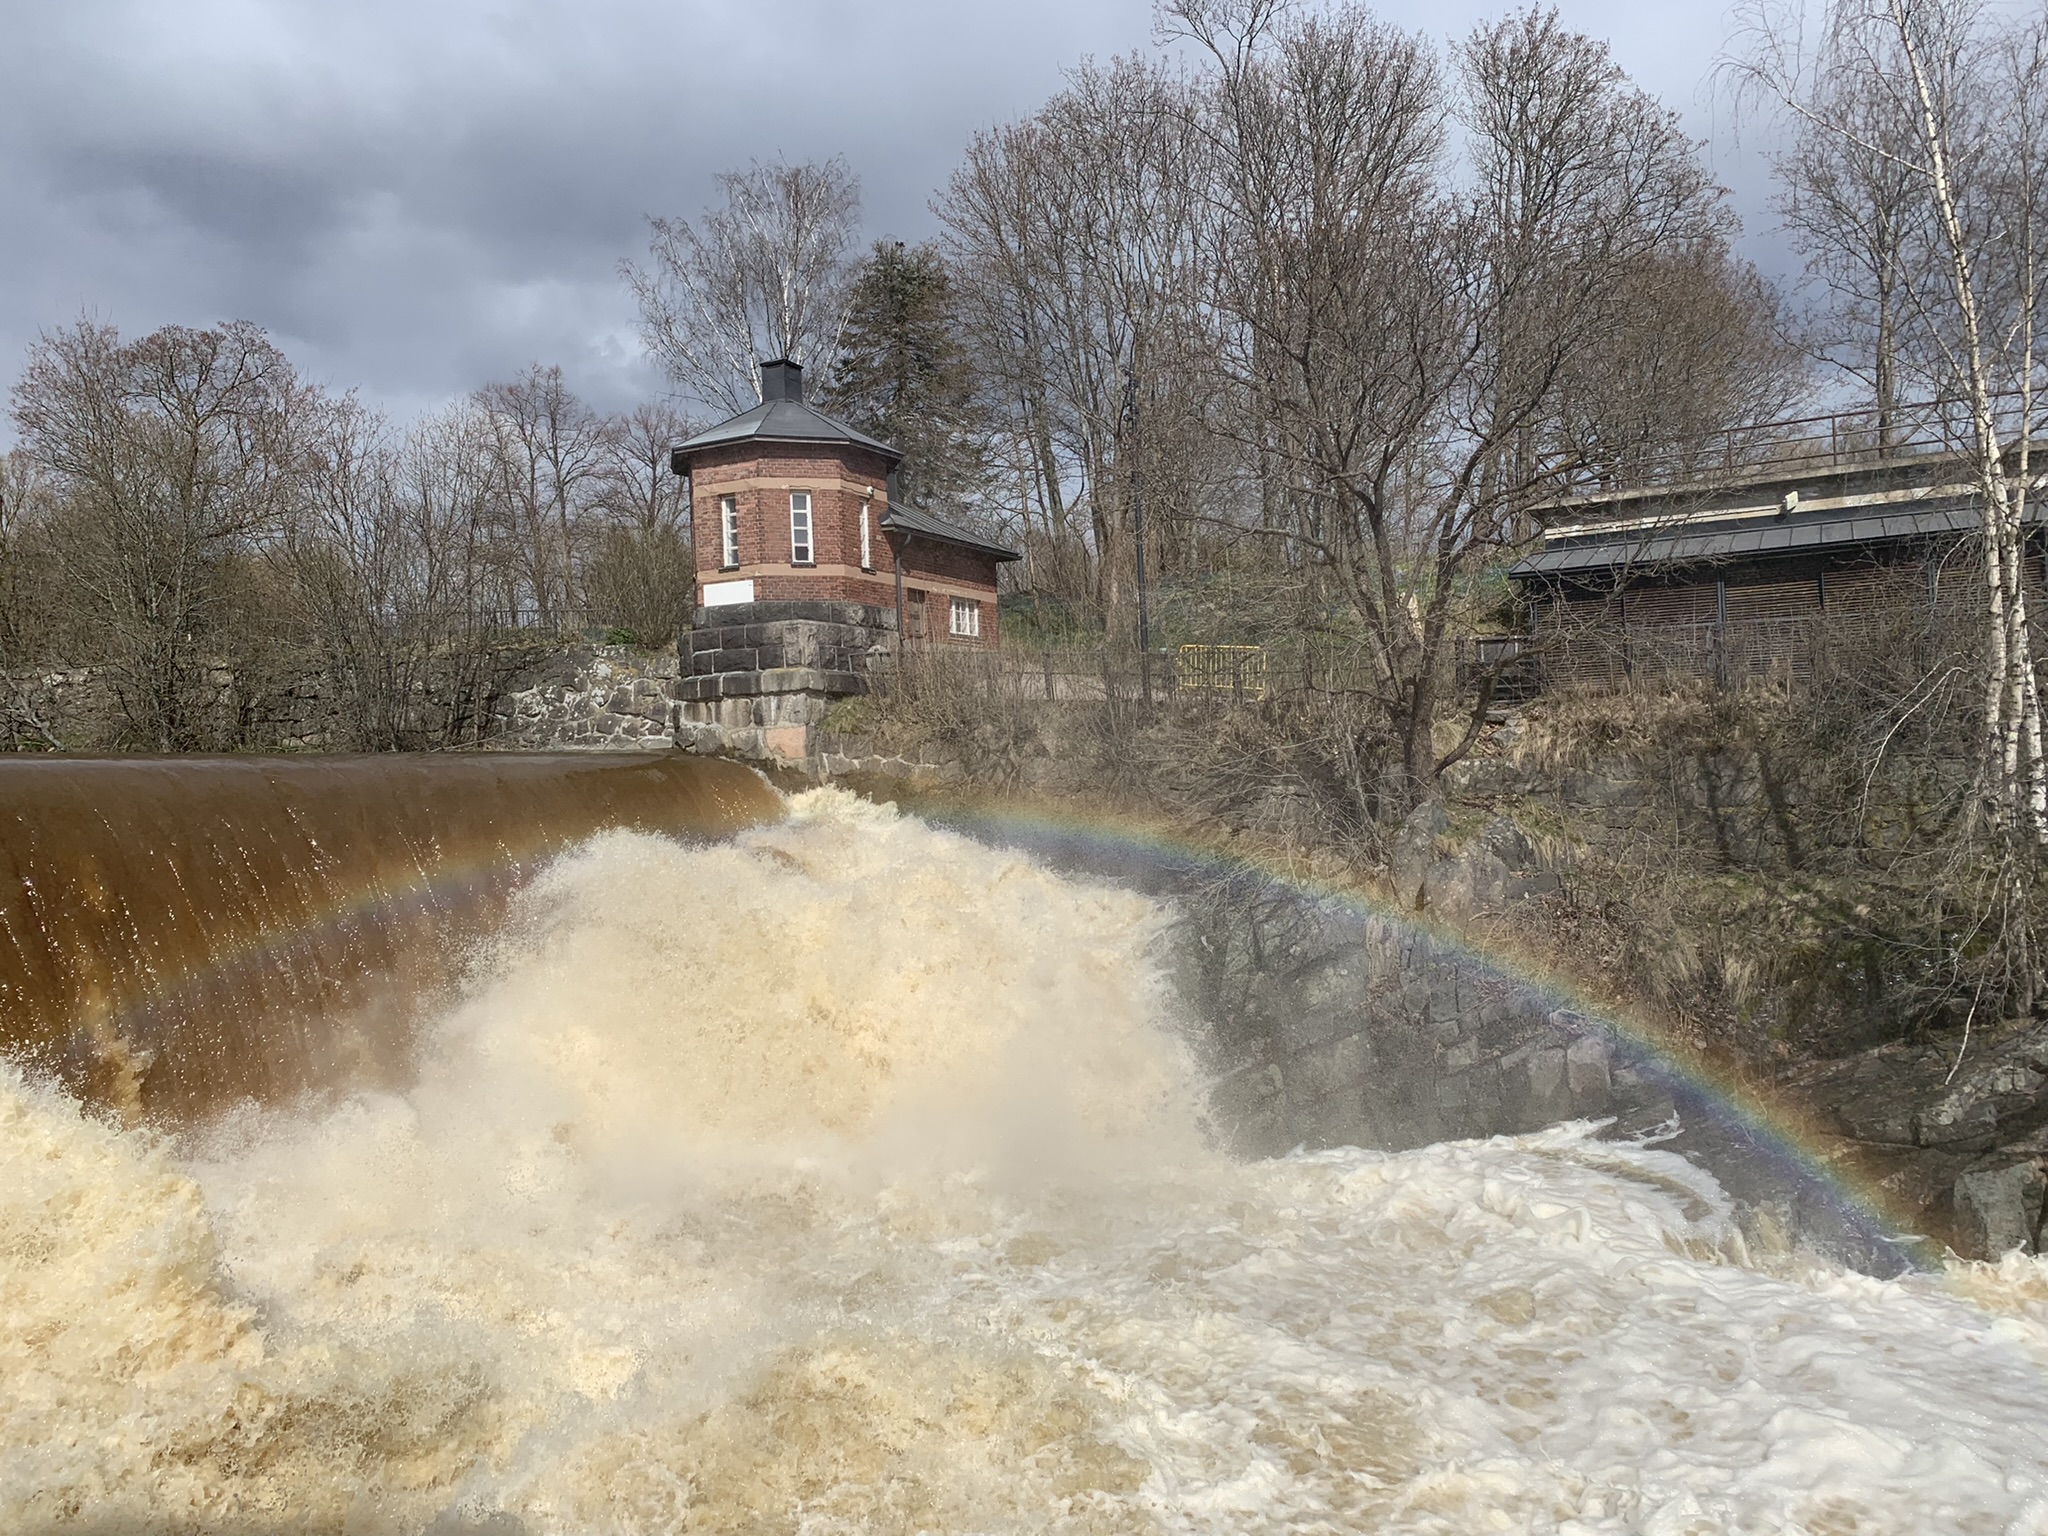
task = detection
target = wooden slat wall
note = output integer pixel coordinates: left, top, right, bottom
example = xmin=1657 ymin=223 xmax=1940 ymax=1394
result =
xmin=1623 ymin=582 xmax=1720 ymax=683
xmin=1537 ymin=593 xmax=1628 ymax=691
xmin=1623 ymin=583 xmax=1720 ymax=628
xmin=1723 ymin=576 xmax=1820 ymax=679
xmin=1723 ymin=576 xmax=1820 ymax=623
xmin=1519 ymin=537 xmax=2048 ymax=697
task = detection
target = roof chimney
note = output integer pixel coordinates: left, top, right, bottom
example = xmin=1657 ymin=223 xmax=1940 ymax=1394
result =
xmin=759 ymin=358 xmax=803 ymax=403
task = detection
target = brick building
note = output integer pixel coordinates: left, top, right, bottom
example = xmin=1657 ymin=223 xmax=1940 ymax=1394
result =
xmin=667 ymin=358 xmax=1020 ymax=764
xmin=669 ymin=358 xmax=1018 ymax=645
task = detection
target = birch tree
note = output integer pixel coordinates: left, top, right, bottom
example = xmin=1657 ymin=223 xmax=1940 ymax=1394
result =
xmin=625 ymin=157 xmax=863 ymax=415
xmin=1733 ymin=0 xmax=2048 ymax=998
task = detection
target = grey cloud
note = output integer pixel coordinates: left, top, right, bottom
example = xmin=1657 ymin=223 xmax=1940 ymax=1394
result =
xmin=0 ymin=0 xmax=1773 ymax=433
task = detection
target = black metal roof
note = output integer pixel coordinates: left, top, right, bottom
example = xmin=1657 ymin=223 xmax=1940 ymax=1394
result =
xmin=1510 ymin=496 xmax=1991 ymax=579
xmin=671 ymin=397 xmax=901 ymax=466
xmin=881 ymin=504 xmax=1022 ymax=562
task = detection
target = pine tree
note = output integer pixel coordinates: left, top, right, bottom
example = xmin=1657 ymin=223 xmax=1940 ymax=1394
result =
xmin=825 ymin=241 xmax=985 ymax=512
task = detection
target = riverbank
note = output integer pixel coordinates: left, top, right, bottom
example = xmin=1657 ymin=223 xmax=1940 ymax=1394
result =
xmin=809 ymin=681 xmax=2045 ymax=1263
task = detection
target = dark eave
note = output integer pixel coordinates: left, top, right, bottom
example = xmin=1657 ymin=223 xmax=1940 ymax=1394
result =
xmin=880 ymin=504 xmax=1022 ymax=562
xmin=1509 ymin=496 xmax=2003 ymax=579
xmin=671 ymin=398 xmax=901 ymax=468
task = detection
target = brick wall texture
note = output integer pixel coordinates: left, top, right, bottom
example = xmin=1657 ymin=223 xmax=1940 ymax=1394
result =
xmin=689 ymin=441 xmax=999 ymax=644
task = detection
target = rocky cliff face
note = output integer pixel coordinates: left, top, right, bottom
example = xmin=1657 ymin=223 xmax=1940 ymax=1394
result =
xmin=1787 ymin=1024 xmax=2048 ymax=1258
xmin=1354 ymin=794 xmax=2047 ymax=1264
xmin=1169 ymin=850 xmax=1908 ymax=1273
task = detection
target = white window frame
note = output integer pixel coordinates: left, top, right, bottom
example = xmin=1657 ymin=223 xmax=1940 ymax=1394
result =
xmin=719 ymin=495 xmax=739 ymax=569
xmin=859 ymin=501 xmax=872 ymax=570
xmin=789 ymin=492 xmax=813 ymax=565
xmin=949 ymin=596 xmax=981 ymax=638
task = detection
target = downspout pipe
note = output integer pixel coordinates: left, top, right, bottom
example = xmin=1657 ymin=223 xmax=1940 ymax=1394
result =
xmin=888 ymin=468 xmax=909 ymax=654
xmin=893 ymin=534 xmax=909 ymax=652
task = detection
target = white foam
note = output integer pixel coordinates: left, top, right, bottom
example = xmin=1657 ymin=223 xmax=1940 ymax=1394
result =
xmin=4 ymin=788 xmax=2047 ymax=1533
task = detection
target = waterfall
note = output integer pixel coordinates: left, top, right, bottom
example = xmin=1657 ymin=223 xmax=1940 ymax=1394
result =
xmin=3 ymin=784 xmax=2047 ymax=1532
xmin=0 ymin=753 xmax=779 ymax=1120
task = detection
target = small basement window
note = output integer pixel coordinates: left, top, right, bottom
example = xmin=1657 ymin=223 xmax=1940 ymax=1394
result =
xmin=949 ymin=597 xmax=981 ymax=638
xmin=719 ymin=495 xmax=739 ymax=569
xmin=790 ymin=492 xmax=813 ymax=565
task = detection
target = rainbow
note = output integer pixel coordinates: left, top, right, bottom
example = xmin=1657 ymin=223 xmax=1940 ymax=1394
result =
xmin=47 ymin=766 xmax=1925 ymax=1273
xmin=885 ymin=788 xmax=1929 ymax=1275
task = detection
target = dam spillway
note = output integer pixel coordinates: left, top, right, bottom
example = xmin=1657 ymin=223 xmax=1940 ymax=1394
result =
xmin=3 ymin=778 xmax=2048 ymax=1530
xmin=0 ymin=753 xmax=781 ymax=1121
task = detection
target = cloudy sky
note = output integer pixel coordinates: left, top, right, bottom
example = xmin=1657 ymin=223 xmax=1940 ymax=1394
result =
xmin=0 ymin=0 xmax=1773 ymax=435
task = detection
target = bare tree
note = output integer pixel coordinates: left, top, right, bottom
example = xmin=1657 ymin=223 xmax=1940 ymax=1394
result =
xmin=1773 ymin=54 xmax=1925 ymax=443
xmin=1550 ymin=239 xmax=1804 ymax=487
xmin=1731 ymin=0 xmax=2048 ymax=999
xmin=279 ymin=395 xmax=502 ymax=748
xmin=0 ymin=451 xmax=55 ymax=663
xmin=625 ymin=157 xmax=863 ymax=415
xmin=474 ymin=364 xmax=613 ymax=629
xmin=1168 ymin=3 xmax=1733 ymax=813
xmin=941 ymin=56 xmax=1215 ymax=638
xmin=584 ymin=400 xmax=696 ymax=643
xmin=9 ymin=320 xmax=318 ymax=747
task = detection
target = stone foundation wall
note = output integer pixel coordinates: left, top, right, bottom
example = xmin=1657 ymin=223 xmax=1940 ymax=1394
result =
xmin=487 ymin=647 xmax=679 ymax=750
xmin=674 ymin=602 xmax=894 ymax=767
xmin=3 ymin=644 xmax=684 ymax=754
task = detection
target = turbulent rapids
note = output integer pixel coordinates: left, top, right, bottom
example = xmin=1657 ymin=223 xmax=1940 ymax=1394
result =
xmin=0 ymin=753 xmax=781 ymax=1119
xmin=7 ymin=784 xmax=2048 ymax=1532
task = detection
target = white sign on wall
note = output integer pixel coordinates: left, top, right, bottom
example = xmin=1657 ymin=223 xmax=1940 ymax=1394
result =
xmin=700 ymin=579 xmax=755 ymax=608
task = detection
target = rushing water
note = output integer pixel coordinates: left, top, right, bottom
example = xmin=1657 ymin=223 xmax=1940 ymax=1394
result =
xmin=7 ymin=788 xmax=2048 ymax=1533
xmin=0 ymin=754 xmax=779 ymax=1119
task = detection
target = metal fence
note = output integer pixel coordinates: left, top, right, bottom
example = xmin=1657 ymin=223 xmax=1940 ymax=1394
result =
xmin=1175 ymin=644 xmax=1269 ymax=701
xmin=1499 ymin=606 xmax=1983 ymax=697
xmin=867 ymin=615 xmax=1978 ymax=714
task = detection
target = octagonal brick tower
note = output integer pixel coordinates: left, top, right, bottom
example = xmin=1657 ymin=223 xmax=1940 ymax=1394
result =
xmin=667 ymin=358 xmax=1020 ymax=765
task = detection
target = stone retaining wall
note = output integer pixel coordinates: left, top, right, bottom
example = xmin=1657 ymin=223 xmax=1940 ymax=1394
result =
xmin=3 ymin=644 xmax=683 ymax=754
xmin=488 ymin=647 xmax=678 ymax=750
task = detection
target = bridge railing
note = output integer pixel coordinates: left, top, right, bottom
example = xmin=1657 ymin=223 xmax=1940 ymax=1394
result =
xmin=1571 ymin=393 xmax=2040 ymax=492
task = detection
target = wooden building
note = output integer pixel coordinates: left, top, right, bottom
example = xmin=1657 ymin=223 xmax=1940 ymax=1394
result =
xmin=1508 ymin=439 xmax=2039 ymax=688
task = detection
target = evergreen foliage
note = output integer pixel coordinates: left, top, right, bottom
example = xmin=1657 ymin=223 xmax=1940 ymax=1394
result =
xmin=825 ymin=241 xmax=986 ymax=514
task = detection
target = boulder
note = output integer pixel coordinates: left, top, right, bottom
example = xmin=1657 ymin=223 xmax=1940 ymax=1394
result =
xmin=1953 ymin=1160 xmax=2047 ymax=1257
xmin=1566 ymin=1034 xmax=1613 ymax=1108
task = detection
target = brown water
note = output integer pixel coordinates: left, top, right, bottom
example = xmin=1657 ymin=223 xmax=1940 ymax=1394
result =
xmin=0 ymin=753 xmax=780 ymax=1121
xmin=6 ymin=781 xmax=2048 ymax=1532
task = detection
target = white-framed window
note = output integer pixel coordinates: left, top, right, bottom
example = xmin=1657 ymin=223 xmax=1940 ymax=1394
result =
xmin=790 ymin=492 xmax=813 ymax=564
xmin=859 ymin=501 xmax=872 ymax=570
xmin=719 ymin=495 xmax=739 ymax=569
xmin=949 ymin=596 xmax=981 ymax=638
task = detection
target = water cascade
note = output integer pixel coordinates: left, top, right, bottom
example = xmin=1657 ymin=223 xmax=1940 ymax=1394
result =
xmin=5 ymin=783 xmax=2048 ymax=1531
xmin=0 ymin=753 xmax=780 ymax=1120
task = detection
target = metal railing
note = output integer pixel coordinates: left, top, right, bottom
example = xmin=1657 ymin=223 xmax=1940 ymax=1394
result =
xmin=1176 ymin=644 xmax=1269 ymax=701
xmin=1572 ymin=393 xmax=2041 ymax=493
